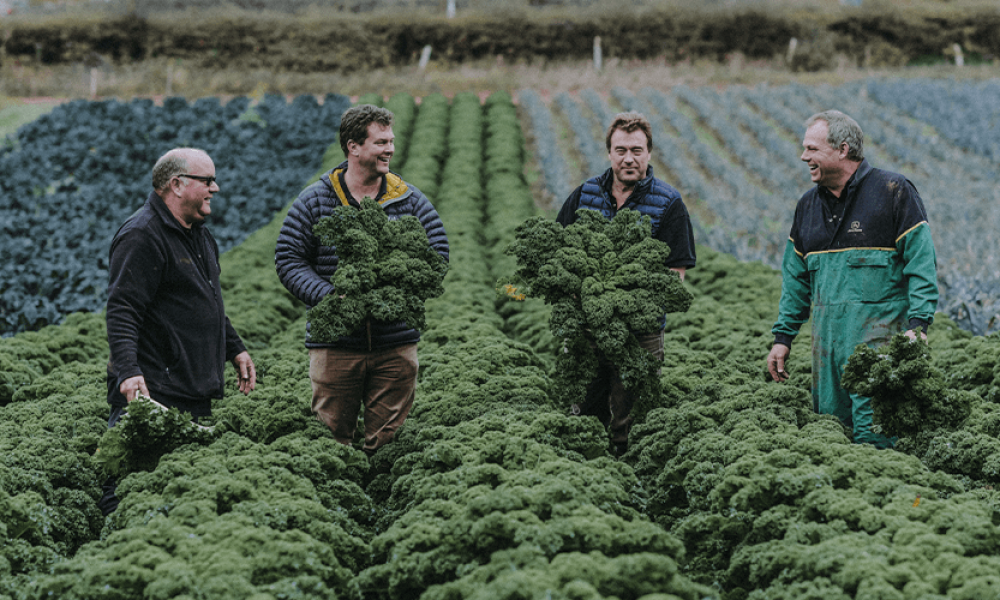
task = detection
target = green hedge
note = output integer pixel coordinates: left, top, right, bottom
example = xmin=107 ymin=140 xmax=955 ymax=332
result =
xmin=2 ymin=7 xmax=997 ymax=71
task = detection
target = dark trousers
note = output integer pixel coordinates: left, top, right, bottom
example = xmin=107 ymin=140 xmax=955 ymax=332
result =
xmin=575 ymin=330 xmax=665 ymax=449
xmin=96 ymin=406 xmax=127 ymax=516
xmin=309 ymin=344 xmax=418 ymax=455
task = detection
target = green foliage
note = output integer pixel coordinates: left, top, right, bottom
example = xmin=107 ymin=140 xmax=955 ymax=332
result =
xmin=307 ymin=198 xmax=449 ymax=343
xmin=94 ymin=397 xmax=219 ymax=478
xmin=421 ymin=547 xmax=716 ymax=600
xmin=504 ymin=208 xmax=693 ymax=408
xmin=842 ymin=334 xmax=973 ymax=439
xmin=24 ymin=513 xmax=356 ymax=600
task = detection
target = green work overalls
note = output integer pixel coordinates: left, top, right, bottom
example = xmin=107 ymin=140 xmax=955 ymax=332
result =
xmin=773 ymin=161 xmax=938 ymax=447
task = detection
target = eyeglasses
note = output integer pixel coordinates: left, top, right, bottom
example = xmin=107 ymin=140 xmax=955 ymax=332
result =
xmin=177 ymin=174 xmax=217 ymax=186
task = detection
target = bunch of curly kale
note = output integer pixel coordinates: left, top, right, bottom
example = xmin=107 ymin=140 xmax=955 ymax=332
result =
xmin=94 ymin=396 xmax=217 ymax=477
xmin=841 ymin=333 xmax=973 ymax=439
xmin=503 ymin=208 xmax=693 ymax=408
xmin=308 ymin=198 xmax=449 ymax=343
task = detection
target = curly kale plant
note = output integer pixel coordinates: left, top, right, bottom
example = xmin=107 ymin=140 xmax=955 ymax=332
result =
xmin=308 ymin=198 xmax=448 ymax=343
xmin=94 ymin=396 xmax=218 ymax=477
xmin=841 ymin=333 xmax=973 ymax=439
xmin=502 ymin=209 xmax=693 ymax=407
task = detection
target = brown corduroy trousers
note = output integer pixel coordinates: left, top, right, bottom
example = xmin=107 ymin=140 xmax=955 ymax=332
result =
xmin=309 ymin=343 xmax=418 ymax=454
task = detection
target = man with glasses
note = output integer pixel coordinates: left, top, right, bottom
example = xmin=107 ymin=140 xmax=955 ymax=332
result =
xmin=102 ymin=147 xmax=256 ymax=514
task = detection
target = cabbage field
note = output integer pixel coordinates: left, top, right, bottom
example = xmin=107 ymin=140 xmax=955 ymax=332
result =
xmin=3 ymin=80 xmax=1000 ymax=600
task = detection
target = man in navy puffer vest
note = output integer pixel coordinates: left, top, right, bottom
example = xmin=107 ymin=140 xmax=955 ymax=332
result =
xmin=275 ymin=105 xmax=449 ymax=455
xmin=556 ymin=111 xmax=696 ymax=457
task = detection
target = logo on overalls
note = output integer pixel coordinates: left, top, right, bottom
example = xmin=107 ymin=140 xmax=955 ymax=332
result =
xmin=848 ymin=220 xmax=863 ymax=233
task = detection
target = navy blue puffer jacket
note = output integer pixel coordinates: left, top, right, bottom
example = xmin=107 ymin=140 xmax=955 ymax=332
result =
xmin=275 ymin=162 xmax=449 ymax=350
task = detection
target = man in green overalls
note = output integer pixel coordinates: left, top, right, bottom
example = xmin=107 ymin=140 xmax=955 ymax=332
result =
xmin=766 ymin=110 xmax=938 ymax=447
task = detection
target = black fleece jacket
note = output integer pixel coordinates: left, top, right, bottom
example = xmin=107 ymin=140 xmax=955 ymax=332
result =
xmin=106 ymin=192 xmax=245 ymax=416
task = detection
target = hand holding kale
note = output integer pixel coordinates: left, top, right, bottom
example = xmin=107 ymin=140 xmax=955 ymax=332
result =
xmin=94 ymin=396 xmax=218 ymax=477
xmin=502 ymin=209 xmax=693 ymax=407
xmin=841 ymin=333 xmax=973 ymax=438
xmin=308 ymin=198 xmax=449 ymax=343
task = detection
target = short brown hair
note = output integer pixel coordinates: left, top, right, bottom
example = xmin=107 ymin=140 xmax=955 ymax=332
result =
xmin=339 ymin=105 xmax=394 ymax=156
xmin=605 ymin=112 xmax=653 ymax=152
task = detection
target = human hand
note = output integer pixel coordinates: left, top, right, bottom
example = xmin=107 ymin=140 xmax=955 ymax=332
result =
xmin=767 ymin=343 xmax=791 ymax=382
xmin=119 ymin=375 xmax=150 ymax=402
xmin=233 ymin=351 xmax=256 ymax=395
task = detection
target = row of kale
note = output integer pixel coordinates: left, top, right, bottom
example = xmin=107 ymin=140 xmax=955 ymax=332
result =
xmin=0 ymin=92 xmax=351 ymax=337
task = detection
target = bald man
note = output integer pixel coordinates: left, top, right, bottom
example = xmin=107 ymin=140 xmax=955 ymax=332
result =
xmin=106 ymin=147 xmax=255 ymax=418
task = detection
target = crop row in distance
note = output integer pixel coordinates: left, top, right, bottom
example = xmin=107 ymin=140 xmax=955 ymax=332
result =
xmin=0 ymin=93 xmax=352 ymax=338
xmin=526 ymin=78 xmax=1000 ymax=335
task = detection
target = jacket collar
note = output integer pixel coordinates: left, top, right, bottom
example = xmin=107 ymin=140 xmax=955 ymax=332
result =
xmin=844 ymin=158 xmax=872 ymax=197
xmin=148 ymin=191 xmax=202 ymax=234
xmin=327 ymin=160 xmax=410 ymax=207
xmin=821 ymin=158 xmax=872 ymax=202
xmin=598 ymin=165 xmax=655 ymax=201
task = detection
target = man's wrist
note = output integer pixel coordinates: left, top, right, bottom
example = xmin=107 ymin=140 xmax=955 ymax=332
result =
xmin=773 ymin=333 xmax=794 ymax=348
xmin=908 ymin=318 xmax=929 ymax=334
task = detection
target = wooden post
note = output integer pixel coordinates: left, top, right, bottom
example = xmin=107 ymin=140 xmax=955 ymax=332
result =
xmin=90 ymin=67 xmax=98 ymax=99
xmin=418 ymin=45 xmax=432 ymax=72
xmin=787 ymin=38 xmax=798 ymax=65
xmin=593 ymin=36 xmax=602 ymax=72
xmin=446 ymin=0 xmax=455 ymax=19
xmin=954 ymin=43 xmax=964 ymax=67
xmin=166 ymin=61 xmax=174 ymax=95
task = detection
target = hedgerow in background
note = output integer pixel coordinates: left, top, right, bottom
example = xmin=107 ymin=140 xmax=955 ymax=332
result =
xmin=0 ymin=93 xmax=350 ymax=336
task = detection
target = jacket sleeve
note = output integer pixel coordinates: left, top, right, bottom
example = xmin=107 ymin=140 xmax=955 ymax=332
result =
xmin=897 ymin=222 xmax=938 ymax=330
xmin=772 ymin=238 xmax=812 ymax=347
xmin=556 ymin=186 xmax=583 ymax=226
xmin=656 ymin=198 xmax=697 ymax=269
xmin=410 ymin=188 xmax=449 ymax=262
xmin=106 ymin=228 xmax=164 ymax=385
xmin=223 ymin=317 xmax=247 ymax=361
xmin=275 ymin=191 xmax=336 ymax=308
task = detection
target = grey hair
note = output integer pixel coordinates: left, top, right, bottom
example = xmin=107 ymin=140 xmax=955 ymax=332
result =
xmin=152 ymin=148 xmax=209 ymax=191
xmin=806 ymin=110 xmax=864 ymax=161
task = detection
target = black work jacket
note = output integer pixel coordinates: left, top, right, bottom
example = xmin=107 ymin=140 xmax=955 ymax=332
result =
xmin=106 ymin=192 xmax=245 ymax=416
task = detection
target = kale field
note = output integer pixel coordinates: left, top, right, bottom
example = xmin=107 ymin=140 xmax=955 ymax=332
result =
xmin=3 ymin=80 xmax=1000 ymax=599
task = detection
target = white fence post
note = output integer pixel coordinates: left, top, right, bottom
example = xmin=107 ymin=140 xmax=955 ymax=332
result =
xmin=418 ymin=45 xmax=432 ymax=71
xmin=593 ymin=36 xmax=602 ymax=72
